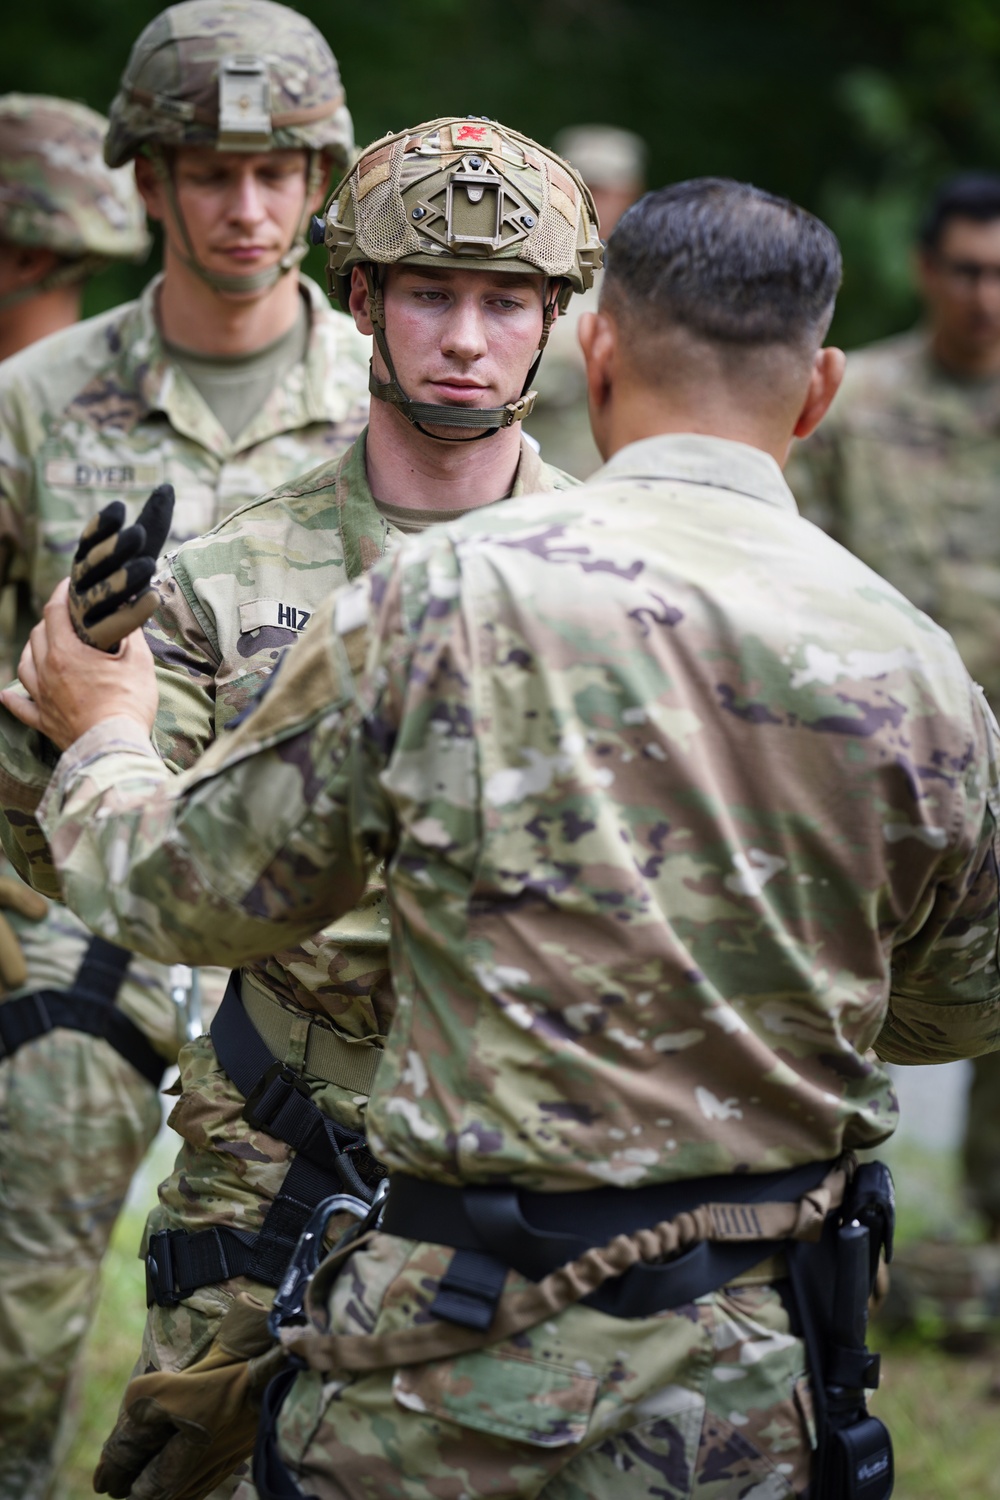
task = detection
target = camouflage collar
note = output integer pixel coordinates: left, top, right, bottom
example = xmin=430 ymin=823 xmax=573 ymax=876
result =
xmin=510 ymin=436 xmax=553 ymax=495
xmin=593 ymin=432 xmax=797 ymax=513
xmin=121 ymin=273 xmax=356 ymax=456
xmin=336 ymin=429 xmax=558 ymax=578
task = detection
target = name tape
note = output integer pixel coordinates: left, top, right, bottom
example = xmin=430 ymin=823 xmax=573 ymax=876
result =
xmin=44 ymin=460 xmax=162 ymax=491
xmin=239 ymin=598 xmax=312 ymax=635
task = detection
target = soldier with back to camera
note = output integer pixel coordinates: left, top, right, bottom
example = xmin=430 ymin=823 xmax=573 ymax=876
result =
xmin=12 ymin=176 xmax=1000 ymax=1499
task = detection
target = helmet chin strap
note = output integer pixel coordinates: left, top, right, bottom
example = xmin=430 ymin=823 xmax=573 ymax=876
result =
xmin=364 ymin=265 xmax=559 ymax=443
xmin=148 ymin=147 xmax=322 ymax=298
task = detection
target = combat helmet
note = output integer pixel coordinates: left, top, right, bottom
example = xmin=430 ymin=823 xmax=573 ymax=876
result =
xmin=320 ymin=115 xmax=603 ymax=438
xmin=0 ymin=94 xmax=149 ymax=311
xmin=105 ymin=0 xmax=354 ymax=296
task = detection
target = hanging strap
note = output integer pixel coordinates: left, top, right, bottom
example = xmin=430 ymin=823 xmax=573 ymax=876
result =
xmin=282 ymin=1160 xmax=851 ymax=1375
xmin=0 ymin=935 xmax=164 ymax=1088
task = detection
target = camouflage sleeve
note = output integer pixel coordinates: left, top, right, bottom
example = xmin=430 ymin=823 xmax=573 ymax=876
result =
xmin=145 ymin=567 xmax=223 ymax=772
xmin=876 ymin=686 xmax=1000 ymax=1064
xmin=35 ymin=555 xmax=428 ymax=966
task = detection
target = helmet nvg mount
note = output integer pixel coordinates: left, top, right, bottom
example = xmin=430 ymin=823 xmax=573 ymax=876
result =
xmin=0 ymin=94 xmax=150 ymax=311
xmin=319 ymin=115 xmax=603 ymax=439
xmin=105 ymin=0 xmax=354 ymax=296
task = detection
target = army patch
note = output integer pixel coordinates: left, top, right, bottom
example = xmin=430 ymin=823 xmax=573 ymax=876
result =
xmin=44 ymin=460 xmax=162 ymax=491
xmin=239 ymin=598 xmax=312 ymax=634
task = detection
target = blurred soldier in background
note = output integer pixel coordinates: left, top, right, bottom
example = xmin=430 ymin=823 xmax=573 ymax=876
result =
xmin=788 ymin=173 xmax=1000 ymax=1269
xmin=526 ymin=123 xmax=646 ymax=476
xmin=0 ymin=4 xmax=368 ymax=1496
xmin=0 ymin=93 xmax=149 ymax=362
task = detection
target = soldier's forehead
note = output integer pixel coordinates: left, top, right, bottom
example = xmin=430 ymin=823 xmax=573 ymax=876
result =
xmin=171 ymin=145 xmax=309 ymax=170
xmin=388 ymin=264 xmax=546 ymax=291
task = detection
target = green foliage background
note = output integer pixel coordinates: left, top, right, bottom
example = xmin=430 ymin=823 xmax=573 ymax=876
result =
xmin=5 ymin=0 xmax=1000 ymax=345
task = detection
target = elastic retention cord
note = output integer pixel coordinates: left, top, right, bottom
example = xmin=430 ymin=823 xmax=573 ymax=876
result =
xmin=148 ymin=146 xmax=320 ymax=297
xmin=365 ymin=266 xmax=564 ymax=443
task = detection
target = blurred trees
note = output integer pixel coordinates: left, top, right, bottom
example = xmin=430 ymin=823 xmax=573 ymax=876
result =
xmin=4 ymin=0 xmax=1000 ymax=348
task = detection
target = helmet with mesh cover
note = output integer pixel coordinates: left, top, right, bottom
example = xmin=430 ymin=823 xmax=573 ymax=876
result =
xmin=0 ymin=94 xmax=149 ymax=311
xmin=319 ymin=115 xmax=602 ymax=438
xmin=105 ymin=0 xmax=354 ymax=296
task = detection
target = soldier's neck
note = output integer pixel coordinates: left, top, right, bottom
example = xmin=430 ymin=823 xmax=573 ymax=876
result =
xmin=155 ymin=252 xmax=304 ymax=357
xmin=364 ymin=400 xmax=524 ymax=512
xmin=0 ymin=284 xmax=82 ymax=362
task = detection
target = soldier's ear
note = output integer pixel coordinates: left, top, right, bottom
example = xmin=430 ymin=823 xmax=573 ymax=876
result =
xmin=348 ymin=265 xmax=374 ymax=336
xmin=579 ymin=310 xmax=615 ymax=410
xmin=793 ymin=346 xmax=845 ymax=440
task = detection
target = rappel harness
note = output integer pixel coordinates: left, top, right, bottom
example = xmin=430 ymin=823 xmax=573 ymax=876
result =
xmin=0 ymin=935 xmax=165 ymax=1086
xmin=145 ymin=972 xmax=385 ymax=1308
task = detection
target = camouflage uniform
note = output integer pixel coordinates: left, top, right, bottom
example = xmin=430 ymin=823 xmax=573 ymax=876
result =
xmin=0 ymin=93 xmax=149 ymax=307
xmin=0 ymin=276 xmax=368 ymax=1499
xmin=786 ymin=328 xmax=1000 ymax=1230
xmin=0 ymin=2 xmax=366 ymax=1487
xmin=30 ymin=432 xmax=1000 ymax=1496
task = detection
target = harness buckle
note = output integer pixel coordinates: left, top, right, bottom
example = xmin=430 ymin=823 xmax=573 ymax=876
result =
xmin=146 ymin=1229 xmax=180 ymax=1308
xmin=243 ymin=1060 xmax=311 ymax=1134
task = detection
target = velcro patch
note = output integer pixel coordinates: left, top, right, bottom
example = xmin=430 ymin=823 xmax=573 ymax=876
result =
xmin=44 ymin=459 xmax=161 ymax=490
xmin=239 ymin=598 xmax=312 ymax=634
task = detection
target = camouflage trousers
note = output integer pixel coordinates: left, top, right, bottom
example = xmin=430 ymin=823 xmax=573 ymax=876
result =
xmin=136 ymin=1030 xmax=372 ymax=1500
xmin=963 ymin=1049 xmax=1000 ymax=1230
xmin=0 ymin=1027 xmax=161 ymax=1500
xmin=241 ymin=1233 xmax=817 ymax=1500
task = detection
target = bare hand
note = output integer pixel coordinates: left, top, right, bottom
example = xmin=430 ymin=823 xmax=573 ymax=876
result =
xmin=0 ymin=579 xmax=158 ymax=750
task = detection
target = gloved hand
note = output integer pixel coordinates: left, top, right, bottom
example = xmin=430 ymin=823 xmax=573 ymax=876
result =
xmin=0 ymin=876 xmax=47 ymax=992
xmin=69 ymin=484 xmax=175 ymax=651
xmin=93 ymin=1292 xmax=285 ymax=1500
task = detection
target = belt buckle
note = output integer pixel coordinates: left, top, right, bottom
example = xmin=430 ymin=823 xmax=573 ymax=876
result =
xmin=243 ymin=1060 xmax=310 ymax=1133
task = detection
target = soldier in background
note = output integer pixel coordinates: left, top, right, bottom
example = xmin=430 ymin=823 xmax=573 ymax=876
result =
xmin=787 ymin=172 xmax=1000 ymax=1257
xmin=0 ymin=94 xmax=149 ymax=362
xmin=526 ymin=123 xmax=646 ymax=476
xmin=0 ymin=4 xmax=368 ymax=1496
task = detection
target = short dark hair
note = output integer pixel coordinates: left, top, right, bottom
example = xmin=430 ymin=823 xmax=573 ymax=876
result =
xmin=919 ymin=173 xmax=1000 ymax=252
xmin=602 ymin=177 xmax=842 ymax=347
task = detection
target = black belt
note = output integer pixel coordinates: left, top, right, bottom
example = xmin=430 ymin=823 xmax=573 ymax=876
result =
xmin=0 ymin=935 xmax=165 ymax=1088
xmin=146 ymin=974 xmax=385 ymax=1307
xmin=381 ymin=1160 xmax=834 ymax=1326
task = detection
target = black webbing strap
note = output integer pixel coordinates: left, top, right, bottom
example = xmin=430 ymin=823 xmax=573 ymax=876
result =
xmin=146 ymin=976 xmax=383 ymax=1306
xmin=0 ymin=936 xmax=165 ymax=1088
xmin=254 ymin=1365 xmax=314 ymax=1500
xmin=382 ymin=1160 xmax=836 ymax=1325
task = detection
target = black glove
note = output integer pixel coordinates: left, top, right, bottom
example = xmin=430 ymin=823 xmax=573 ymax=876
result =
xmin=68 ymin=484 xmax=175 ymax=651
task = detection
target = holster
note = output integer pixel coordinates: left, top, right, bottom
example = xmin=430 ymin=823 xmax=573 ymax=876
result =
xmin=787 ymin=1161 xmax=895 ymax=1500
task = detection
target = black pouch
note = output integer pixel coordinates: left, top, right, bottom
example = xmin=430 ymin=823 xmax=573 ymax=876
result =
xmin=825 ymin=1413 xmax=894 ymax=1499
